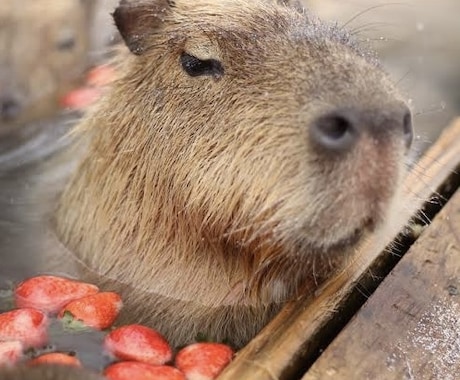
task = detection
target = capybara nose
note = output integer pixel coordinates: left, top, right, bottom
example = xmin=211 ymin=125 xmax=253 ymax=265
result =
xmin=310 ymin=105 xmax=413 ymax=154
xmin=0 ymin=95 xmax=22 ymax=121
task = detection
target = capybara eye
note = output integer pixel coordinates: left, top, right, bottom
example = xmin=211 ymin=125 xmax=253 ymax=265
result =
xmin=180 ymin=53 xmax=224 ymax=78
xmin=56 ymin=29 xmax=76 ymax=51
xmin=56 ymin=37 xmax=76 ymax=51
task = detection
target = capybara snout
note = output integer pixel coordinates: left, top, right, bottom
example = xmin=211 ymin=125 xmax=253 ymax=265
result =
xmin=0 ymin=92 xmax=23 ymax=122
xmin=310 ymin=104 xmax=413 ymax=155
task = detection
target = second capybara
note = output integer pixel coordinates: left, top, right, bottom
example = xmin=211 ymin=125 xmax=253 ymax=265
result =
xmin=0 ymin=0 xmax=93 ymax=136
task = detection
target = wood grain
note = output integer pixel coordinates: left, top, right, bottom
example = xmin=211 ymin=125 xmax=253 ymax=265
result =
xmin=218 ymin=120 xmax=460 ymax=380
xmin=303 ymin=190 xmax=460 ymax=380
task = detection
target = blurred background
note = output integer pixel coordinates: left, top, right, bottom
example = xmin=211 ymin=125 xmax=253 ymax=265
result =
xmin=0 ymin=0 xmax=458 ymax=157
xmin=0 ymin=0 xmax=118 ymax=151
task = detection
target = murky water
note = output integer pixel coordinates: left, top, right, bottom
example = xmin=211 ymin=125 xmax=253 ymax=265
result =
xmin=0 ymin=112 xmax=113 ymax=370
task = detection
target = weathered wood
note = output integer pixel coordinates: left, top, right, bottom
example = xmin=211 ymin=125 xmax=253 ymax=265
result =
xmin=303 ymin=189 xmax=460 ymax=380
xmin=218 ymin=120 xmax=460 ymax=380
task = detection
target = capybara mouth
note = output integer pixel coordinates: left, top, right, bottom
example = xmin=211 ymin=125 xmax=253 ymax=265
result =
xmin=312 ymin=216 xmax=377 ymax=254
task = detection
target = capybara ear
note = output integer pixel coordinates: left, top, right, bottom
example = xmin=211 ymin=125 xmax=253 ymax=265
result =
xmin=113 ymin=0 xmax=172 ymax=55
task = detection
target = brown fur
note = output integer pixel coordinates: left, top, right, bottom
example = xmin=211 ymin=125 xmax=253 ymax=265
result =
xmin=51 ymin=0 xmax=411 ymax=348
xmin=0 ymin=0 xmax=93 ymax=136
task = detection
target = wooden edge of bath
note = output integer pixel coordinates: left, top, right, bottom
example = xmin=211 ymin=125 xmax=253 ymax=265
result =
xmin=302 ymin=172 xmax=460 ymax=379
xmin=218 ymin=118 xmax=460 ymax=380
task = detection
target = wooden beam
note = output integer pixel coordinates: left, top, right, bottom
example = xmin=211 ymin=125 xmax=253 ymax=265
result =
xmin=303 ymin=189 xmax=460 ymax=379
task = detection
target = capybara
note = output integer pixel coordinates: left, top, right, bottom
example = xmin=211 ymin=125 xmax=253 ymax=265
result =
xmin=53 ymin=0 xmax=413 ymax=348
xmin=0 ymin=0 xmax=93 ymax=136
xmin=0 ymin=0 xmax=414 ymax=369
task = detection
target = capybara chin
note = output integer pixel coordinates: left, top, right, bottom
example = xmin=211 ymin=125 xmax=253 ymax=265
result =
xmin=54 ymin=0 xmax=414 ymax=347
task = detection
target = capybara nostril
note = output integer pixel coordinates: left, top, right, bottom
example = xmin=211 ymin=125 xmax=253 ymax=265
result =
xmin=403 ymin=110 xmax=414 ymax=150
xmin=311 ymin=105 xmax=413 ymax=154
xmin=0 ymin=96 xmax=22 ymax=122
xmin=310 ymin=111 xmax=358 ymax=154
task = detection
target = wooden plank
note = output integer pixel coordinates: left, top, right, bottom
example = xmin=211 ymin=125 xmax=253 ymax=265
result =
xmin=218 ymin=120 xmax=460 ymax=380
xmin=303 ymin=188 xmax=460 ymax=380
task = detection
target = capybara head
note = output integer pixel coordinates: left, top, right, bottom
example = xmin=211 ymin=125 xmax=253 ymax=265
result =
xmin=55 ymin=0 xmax=413 ymax=345
xmin=0 ymin=0 xmax=92 ymax=135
